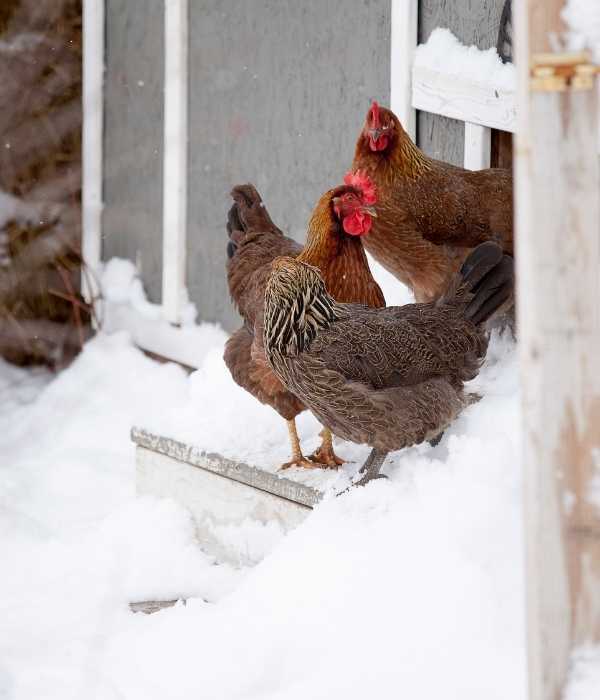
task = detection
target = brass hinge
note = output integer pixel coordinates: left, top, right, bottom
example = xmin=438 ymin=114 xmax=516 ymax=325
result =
xmin=531 ymin=51 xmax=600 ymax=92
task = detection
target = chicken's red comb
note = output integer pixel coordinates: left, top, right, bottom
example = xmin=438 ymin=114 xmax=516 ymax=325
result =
xmin=343 ymin=170 xmax=377 ymax=205
xmin=370 ymin=100 xmax=381 ymax=128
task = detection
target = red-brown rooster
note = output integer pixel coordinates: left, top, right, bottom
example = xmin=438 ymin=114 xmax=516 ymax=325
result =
xmin=225 ymin=173 xmax=384 ymax=471
xmin=352 ymin=101 xmax=513 ymax=303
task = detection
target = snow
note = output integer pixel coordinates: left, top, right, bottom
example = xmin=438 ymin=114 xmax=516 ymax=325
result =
xmin=99 ymin=258 xmax=226 ymax=368
xmin=562 ymin=0 xmax=600 ymax=60
xmin=5 ymin=246 xmax=600 ymax=697
xmin=415 ymin=28 xmax=516 ymax=91
xmin=565 ymin=646 xmax=600 ymax=700
xmin=1 ymin=286 xmax=535 ymax=699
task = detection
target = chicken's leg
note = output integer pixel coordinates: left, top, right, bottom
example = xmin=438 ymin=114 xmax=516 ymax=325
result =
xmin=353 ymin=448 xmax=388 ymax=487
xmin=309 ymin=427 xmax=345 ymax=468
xmin=279 ymin=419 xmax=322 ymax=470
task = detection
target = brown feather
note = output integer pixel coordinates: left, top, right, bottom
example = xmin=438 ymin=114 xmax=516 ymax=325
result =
xmin=352 ymin=105 xmax=513 ymax=303
xmin=264 ymin=245 xmax=514 ymax=452
xmin=224 ymin=182 xmax=385 ymax=425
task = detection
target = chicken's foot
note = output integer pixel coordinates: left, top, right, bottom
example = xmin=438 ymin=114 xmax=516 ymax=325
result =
xmin=353 ymin=448 xmax=388 ymax=487
xmin=279 ymin=419 xmax=322 ymax=470
xmin=309 ymin=427 xmax=345 ymax=469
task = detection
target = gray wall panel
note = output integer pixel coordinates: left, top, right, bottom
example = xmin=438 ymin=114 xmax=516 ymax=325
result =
xmin=188 ymin=0 xmax=390 ymax=330
xmin=103 ymin=0 xmax=164 ymax=303
xmin=417 ymin=0 xmax=505 ymax=166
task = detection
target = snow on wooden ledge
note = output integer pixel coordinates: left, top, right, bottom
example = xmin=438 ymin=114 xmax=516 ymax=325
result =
xmin=411 ymin=28 xmax=516 ymax=133
xmin=132 ymin=427 xmax=322 ymax=565
xmin=411 ymin=64 xmax=516 ymax=133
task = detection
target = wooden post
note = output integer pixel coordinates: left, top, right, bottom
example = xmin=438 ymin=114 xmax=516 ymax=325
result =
xmin=515 ymin=2 xmax=600 ymax=699
xmin=162 ymin=0 xmax=189 ymax=325
xmin=81 ymin=0 xmax=105 ymax=303
xmin=390 ymin=0 xmax=417 ymax=141
xmin=463 ymin=122 xmax=491 ymax=170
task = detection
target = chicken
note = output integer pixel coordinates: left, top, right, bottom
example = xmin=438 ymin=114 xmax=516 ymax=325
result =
xmin=225 ymin=174 xmax=384 ymax=471
xmin=352 ymin=101 xmax=513 ymax=303
xmin=263 ymin=242 xmax=514 ymax=486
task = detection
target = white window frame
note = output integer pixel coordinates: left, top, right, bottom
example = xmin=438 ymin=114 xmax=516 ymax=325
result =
xmin=81 ymin=0 xmax=105 ymax=302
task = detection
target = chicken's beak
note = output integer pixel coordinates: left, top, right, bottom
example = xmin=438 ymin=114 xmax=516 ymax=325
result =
xmin=368 ymin=128 xmax=382 ymax=141
xmin=362 ymin=205 xmax=377 ymax=217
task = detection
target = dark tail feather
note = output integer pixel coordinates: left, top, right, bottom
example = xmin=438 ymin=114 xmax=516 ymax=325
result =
xmin=459 ymin=241 xmax=504 ymax=292
xmin=227 ymin=199 xmax=243 ymax=238
xmin=464 ymin=255 xmax=514 ymax=325
xmin=442 ymin=242 xmax=514 ymax=325
xmin=225 ymin=199 xmax=245 ymax=258
xmin=230 ymin=184 xmax=282 ymax=236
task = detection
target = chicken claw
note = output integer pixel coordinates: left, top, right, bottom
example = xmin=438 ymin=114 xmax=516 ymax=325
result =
xmin=308 ymin=428 xmax=345 ymax=468
xmin=279 ymin=420 xmax=325 ymax=470
xmin=279 ymin=456 xmax=322 ymax=471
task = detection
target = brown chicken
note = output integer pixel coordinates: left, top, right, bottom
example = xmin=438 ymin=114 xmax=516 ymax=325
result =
xmin=352 ymin=101 xmax=513 ymax=303
xmin=225 ymin=174 xmax=384 ymax=471
xmin=263 ymin=242 xmax=514 ymax=486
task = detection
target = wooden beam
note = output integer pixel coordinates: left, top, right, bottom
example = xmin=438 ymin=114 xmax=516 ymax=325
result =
xmin=463 ymin=123 xmax=491 ymax=170
xmin=162 ymin=0 xmax=189 ymax=325
xmin=390 ymin=0 xmax=417 ymax=141
xmin=81 ymin=0 xmax=105 ymax=303
xmin=515 ymin=2 xmax=600 ymax=699
xmin=412 ymin=64 xmax=517 ymax=133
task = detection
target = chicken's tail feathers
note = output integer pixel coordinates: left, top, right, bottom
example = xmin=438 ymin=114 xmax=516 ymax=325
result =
xmin=441 ymin=242 xmax=514 ymax=325
xmin=464 ymin=255 xmax=513 ymax=325
xmin=229 ymin=184 xmax=282 ymax=237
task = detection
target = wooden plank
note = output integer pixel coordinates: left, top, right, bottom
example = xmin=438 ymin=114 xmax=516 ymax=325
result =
xmin=412 ymin=64 xmax=516 ymax=133
xmin=463 ymin=123 xmax=491 ymax=170
xmin=130 ymin=600 xmax=183 ymax=614
xmin=132 ymin=428 xmax=322 ymax=508
xmin=162 ymin=0 xmax=189 ymax=324
xmin=81 ymin=0 xmax=104 ymax=303
xmin=135 ymin=443 xmax=315 ymax=565
xmin=491 ymin=128 xmax=513 ymax=169
xmin=390 ymin=0 xmax=418 ymax=141
xmin=515 ymin=2 xmax=600 ymax=699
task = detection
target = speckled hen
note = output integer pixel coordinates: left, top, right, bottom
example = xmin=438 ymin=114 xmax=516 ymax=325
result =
xmin=263 ymin=242 xmax=514 ymax=486
xmin=224 ymin=174 xmax=384 ymax=471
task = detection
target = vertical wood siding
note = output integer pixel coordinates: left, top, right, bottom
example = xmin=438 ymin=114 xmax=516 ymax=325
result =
xmin=187 ymin=0 xmax=390 ymax=330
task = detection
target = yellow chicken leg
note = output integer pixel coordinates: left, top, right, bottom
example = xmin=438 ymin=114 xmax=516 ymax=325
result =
xmin=279 ymin=419 xmax=321 ymax=470
xmin=309 ymin=427 xmax=345 ymax=468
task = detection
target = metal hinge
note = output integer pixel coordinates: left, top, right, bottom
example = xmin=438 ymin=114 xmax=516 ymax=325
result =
xmin=531 ymin=51 xmax=600 ymax=92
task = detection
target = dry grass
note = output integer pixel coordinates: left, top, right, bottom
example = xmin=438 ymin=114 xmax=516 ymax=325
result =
xmin=0 ymin=0 xmax=92 ymax=368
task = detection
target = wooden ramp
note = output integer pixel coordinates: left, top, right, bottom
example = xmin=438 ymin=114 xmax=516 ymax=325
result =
xmin=132 ymin=427 xmax=323 ymax=566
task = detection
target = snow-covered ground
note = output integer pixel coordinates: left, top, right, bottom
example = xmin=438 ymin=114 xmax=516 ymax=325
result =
xmin=0 ymin=264 xmax=597 ymax=699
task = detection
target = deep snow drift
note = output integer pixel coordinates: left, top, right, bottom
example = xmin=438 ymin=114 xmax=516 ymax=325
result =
xmin=1 ymin=279 xmax=597 ymax=698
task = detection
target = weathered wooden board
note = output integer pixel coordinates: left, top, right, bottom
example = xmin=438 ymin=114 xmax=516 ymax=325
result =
xmin=133 ymin=428 xmax=322 ymax=565
xmin=186 ymin=0 xmax=391 ymax=331
xmin=129 ymin=599 xmax=183 ymax=615
xmin=412 ymin=65 xmax=516 ymax=133
xmin=515 ymin=1 xmax=600 ymax=698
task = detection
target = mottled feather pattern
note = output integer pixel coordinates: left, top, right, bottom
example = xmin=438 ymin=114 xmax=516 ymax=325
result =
xmin=265 ymin=246 xmax=513 ymax=452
